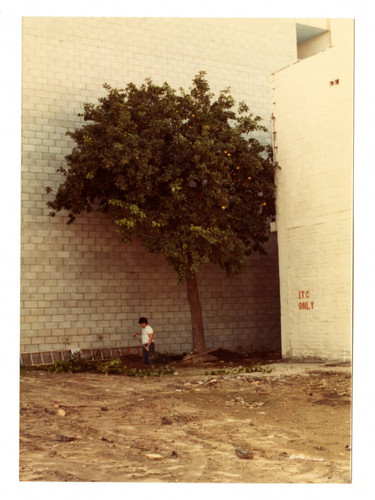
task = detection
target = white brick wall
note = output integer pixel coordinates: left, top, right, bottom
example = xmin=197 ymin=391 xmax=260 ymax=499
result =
xmin=21 ymin=18 xmax=297 ymax=355
xmin=273 ymin=19 xmax=353 ymax=360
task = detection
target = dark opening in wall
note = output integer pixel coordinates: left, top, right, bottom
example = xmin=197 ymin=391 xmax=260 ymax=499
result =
xmin=296 ymin=23 xmax=330 ymax=60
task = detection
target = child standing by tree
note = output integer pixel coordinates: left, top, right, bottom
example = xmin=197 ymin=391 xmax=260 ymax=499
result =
xmin=133 ymin=317 xmax=155 ymax=366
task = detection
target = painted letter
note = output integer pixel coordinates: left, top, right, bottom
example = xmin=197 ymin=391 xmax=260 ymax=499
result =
xmin=310 ymin=301 xmax=314 ymax=309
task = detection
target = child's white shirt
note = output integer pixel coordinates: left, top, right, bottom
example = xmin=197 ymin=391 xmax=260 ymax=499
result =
xmin=141 ymin=325 xmax=154 ymax=344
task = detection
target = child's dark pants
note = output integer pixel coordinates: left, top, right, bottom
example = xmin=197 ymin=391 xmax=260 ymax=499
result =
xmin=142 ymin=343 xmax=155 ymax=365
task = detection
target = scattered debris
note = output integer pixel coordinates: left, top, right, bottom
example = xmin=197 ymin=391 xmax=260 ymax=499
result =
xmin=289 ymin=454 xmax=324 ymax=462
xmin=226 ymin=398 xmax=265 ymax=409
xmin=56 ymin=434 xmax=77 ymax=442
xmin=181 ymin=349 xmax=220 ymax=363
xmin=206 ymin=379 xmax=218 ymax=386
xmin=20 ymin=357 xmax=351 ymax=483
xmin=235 ymin=448 xmax=254 ymax=459
xmin=145 ymin=453 xmax=163 ymax=460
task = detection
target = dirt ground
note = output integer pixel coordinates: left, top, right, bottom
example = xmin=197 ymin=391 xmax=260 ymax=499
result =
xmin=19 ymin=351 xmax=352 ymax=483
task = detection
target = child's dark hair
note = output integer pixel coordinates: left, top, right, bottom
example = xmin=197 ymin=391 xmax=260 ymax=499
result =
xmin=139 ymin=317 xmax=148 ymax=324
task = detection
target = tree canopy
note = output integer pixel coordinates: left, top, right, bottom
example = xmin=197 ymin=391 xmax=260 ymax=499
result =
xmin=48 ymin=72 xmax=276 ymax=278
xmin=47 ymin=72 xmax=277 ymax=352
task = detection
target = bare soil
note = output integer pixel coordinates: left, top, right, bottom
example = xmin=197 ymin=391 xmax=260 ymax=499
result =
xmin=19 ymin=352 xmax=352 ymax=483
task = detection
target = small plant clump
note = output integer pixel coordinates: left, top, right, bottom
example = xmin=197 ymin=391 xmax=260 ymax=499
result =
xmin=97 ymin=358 xmax=175 ymax=377
xmin=204 ymin=364 xmax=273 ymax=376
xmin=96 ymin=358 xmax=124 ymax=375
xmin=44 ymin=356 xmax=175 ymax=377
xmin=48 ymin=353 xmax=93 ymax=373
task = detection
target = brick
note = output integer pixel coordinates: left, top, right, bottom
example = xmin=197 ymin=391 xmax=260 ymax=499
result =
xmin=19 ymin=18 xmax=301 ymax=356
xmin=273 ymin=23 xmax=353 ymax=361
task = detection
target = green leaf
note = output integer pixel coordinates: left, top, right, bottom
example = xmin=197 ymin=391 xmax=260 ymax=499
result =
xmin=46 ymin=72 xmax=276 ymax=282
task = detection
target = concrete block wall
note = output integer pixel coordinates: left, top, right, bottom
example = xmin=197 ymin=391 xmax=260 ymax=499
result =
xmin=273 ymin=19 xmax=353 ymax=360
xmin=21 ymin=18 xmax=296 ymax=355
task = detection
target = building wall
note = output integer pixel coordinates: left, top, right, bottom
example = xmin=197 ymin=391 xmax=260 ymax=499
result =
xmin=21 ymin=18 xmax=296 ymax=355
xmin=297 ymin=31 xmax=330 ymax=59
xmin=273 ymin=19 xmax=353 ymax=360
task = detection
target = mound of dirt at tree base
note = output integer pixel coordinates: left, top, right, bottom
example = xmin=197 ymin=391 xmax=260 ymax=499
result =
xmin=210 ymin=348 xmax=281 ymax=363
xmin=120 ymin=349 xmax=281 ymax=368
xmin=207 ymin=348 xmax=245 ymax=361
xmin=119 ymin=352 xmax=184 ymax=368
xmin=118 ymin=354 xmax=146 ymax=368
xmin=177 ymin=349 xmax=282 ymax=367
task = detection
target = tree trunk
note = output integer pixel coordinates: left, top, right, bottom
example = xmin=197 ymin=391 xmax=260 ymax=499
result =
xmin=186 ymin=274 xmax=207 ymax=353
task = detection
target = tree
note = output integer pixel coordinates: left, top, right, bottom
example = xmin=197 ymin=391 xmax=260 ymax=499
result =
xmin=47 ymin=72 xmax=277 ymax=353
